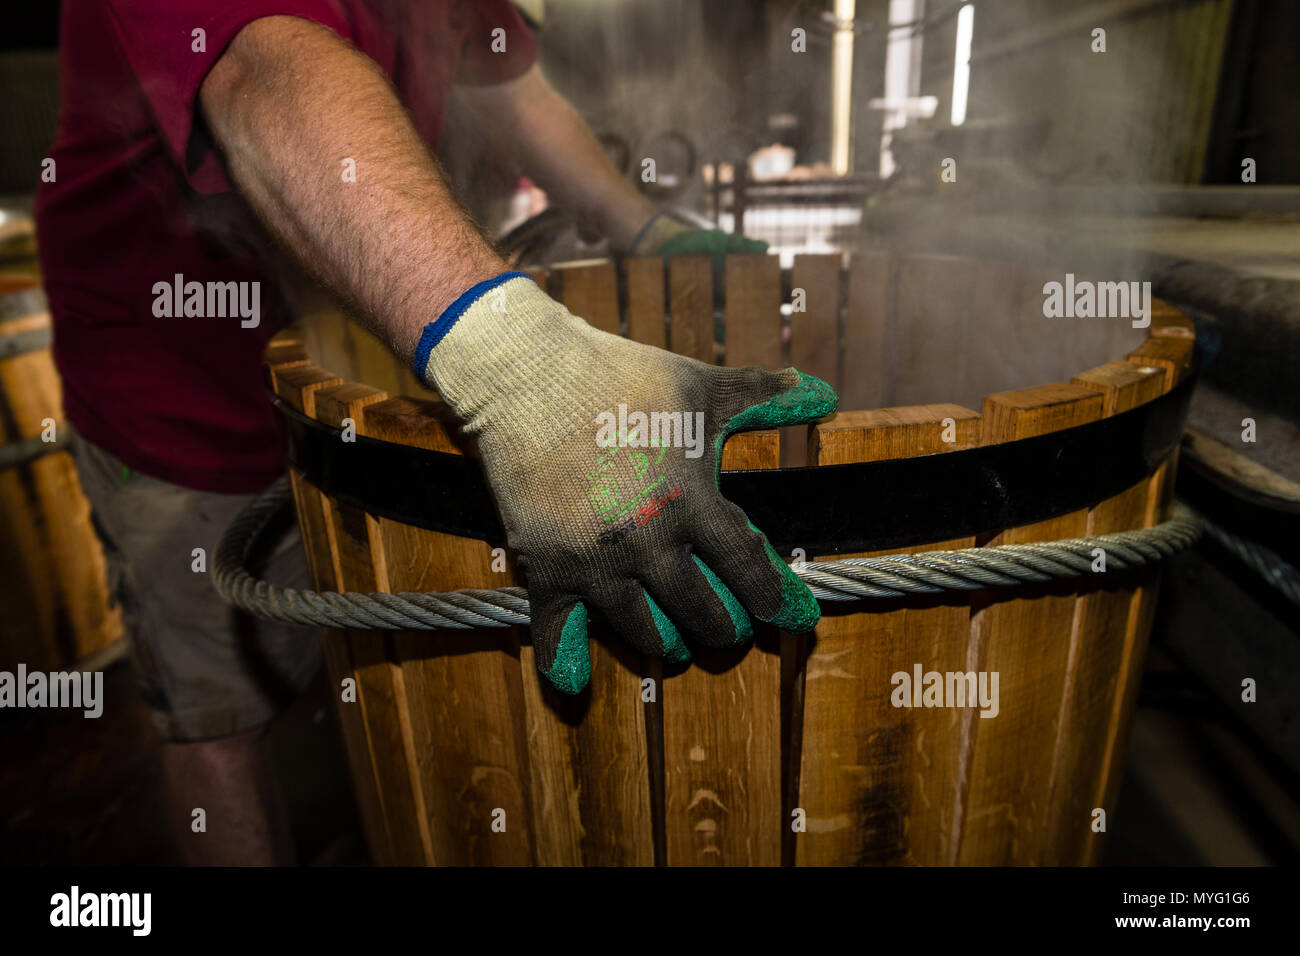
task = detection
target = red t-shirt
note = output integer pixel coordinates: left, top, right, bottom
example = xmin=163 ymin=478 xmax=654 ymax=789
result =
xmin=36 ymin=0 xmax=536 ymax=492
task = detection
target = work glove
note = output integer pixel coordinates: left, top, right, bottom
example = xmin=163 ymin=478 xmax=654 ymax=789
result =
xmin=415 ymin=272 xmax=836 ymax=694
xmin=630 ymin=212 xmax=768 ymax=258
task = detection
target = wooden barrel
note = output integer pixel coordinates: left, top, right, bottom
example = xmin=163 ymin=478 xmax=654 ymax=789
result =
xmin=0 ymin=276 xmax=123 ymax=671
xmin=265 ymin=253 xmax=1196 ymax=866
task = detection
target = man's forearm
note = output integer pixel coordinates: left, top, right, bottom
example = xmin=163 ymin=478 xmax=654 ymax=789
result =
xmin=457 ymin=67 xmax=658 ymax=251
xmin=199 ymin=15 xmax=504 ymax=362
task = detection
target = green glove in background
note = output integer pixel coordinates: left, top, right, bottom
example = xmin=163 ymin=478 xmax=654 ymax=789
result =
xmin=414 ymin=272 xmax=835 ymax=694
xmin=630 ymin=212 xmax=768 ymax=258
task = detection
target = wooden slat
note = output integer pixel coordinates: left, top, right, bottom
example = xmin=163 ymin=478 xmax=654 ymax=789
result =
xmin=956 ymin=384 xmax=1104 ymax=865
xmin=1150 ymin=297 xmax=1195 ymax=339
xmin=294 ymin=309 xmax=347 ymax=392
xmin=1021 ymin=264 xmax=1078 ymax=388
xmin=1084 ymin=330 xmax=1192 ymax=862
xmin=342 ymin=315 xmax=401 ymax=397
xmin=554 ymin=260 xmax=620 ymax=334
xmin=1127 ymin=335 xmax=1194 ymax=390
xmin=513 ymin=681 xmax=584 ymax=866
xmin=514 ymin=260 xmax=679 ymax=865
xmin=297 ymin=383 xmax=654 ymax=867
xmin=519 ymin=639 xmax=655 ymax=865
xmin=312 ymin=383 xmax=388 ymax=445
xmin=668 ymin=255 xmax=715 ymax=364
xmin=343 ymin=317 xmax=430 ymax=400
xmin=264 ymin=364 xmax=393 ymax=863
xmin=661 ymin=430 xmax=783 ymax=865
xmin=312 ymin=382 xmax=432 ymax=866
xmin=263 ymin=326 xmax=309 ymax=371
xmin=894 ymin=255 xmax=975 ymax=407
xmin=839 ymin=251 xmax=890 ymax=412
xmin=267 ymin=326 xmax=304 ymax=346
xmin=479 ymin=290 xmax=652 ymax=864
xmin=1043 ymin=361 xmax=1166 ymax=863
xmin=784 ymin=253 xmax=842 ymax=467
xmin=789 ymin=254 xmax=842 ymax=384
xmin=266 ymin=363 xmax=340 ymax=416
xmin=796 ymin=404 xmax=980 ymax=866
xmin=263 ymin=364 xmax=337 ymax=582
xmin=265 ymin=364 xmax=343 ymax=604
xmin=724 ymin=254 xmax=782 ymax=369
xmin=360 ymin=396 xmax=535 ymax=866
xmin=1046 ymin=266 xmax=1111 ymax=387
xmin=1127 ymin=334 xmax=1194 ymax=517
xmin=966 ymin=259 xmax=1054 ymax=406
xmin=299 ymin=307 xmax=436 ymax=401
xmin=624 ymin=257 xmax=666 ymax=348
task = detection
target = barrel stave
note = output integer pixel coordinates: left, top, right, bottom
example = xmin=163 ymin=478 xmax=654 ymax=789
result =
xmin=623 ymin=257 xmax=666 ymax=349
xmin=667 ymin=255 xmax=715 ymax=364
xmin=553 ymin=260 xmax=620 ymax=336
xmin=796 ymin=404 xmax=981 ymax=866
xmin=1041 ymin=361 xmax=1168 ymax=863
xmin=956 ymin=384 xmax=1104 ymax=865
xmin=357 ymin=397 xmax=535 ymax=865
xmin=265 ymin=349 xmax=398 ymax=863
xmin=659 ymin=430 xmax=784 ymax=866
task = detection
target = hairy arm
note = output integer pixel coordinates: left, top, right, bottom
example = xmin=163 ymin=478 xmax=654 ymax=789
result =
xmin=455 ymin=65 xmax=658 ymax=251
xmin=199 ymin=15 xmax=505 ymax=362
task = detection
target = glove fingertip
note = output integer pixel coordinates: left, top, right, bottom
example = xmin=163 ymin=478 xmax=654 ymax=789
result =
xmin=725 ymin=371 xmax=838 ymax=434
xmin=540 ymin=602 xmax=593 ymax=695
xmin=691 ymin=556 xmax=754 ymax=644
xmin=748 ymin=526 xmax=821 ymax=632
xmin=777 ymin=370 xmax=839 ymax=423
xmin=767 ymin=563 xmax=822 ymax=632
xmin=644 ymin=592 xmax=692 ymax=664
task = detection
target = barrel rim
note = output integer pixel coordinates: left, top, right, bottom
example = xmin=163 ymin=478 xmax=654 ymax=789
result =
xmin=265 ymin=254 xmax=1199 ymax=553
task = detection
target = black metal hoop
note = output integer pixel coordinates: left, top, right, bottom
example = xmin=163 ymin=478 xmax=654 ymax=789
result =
xmin=272 ymin=354 xmax=1197 ymax=556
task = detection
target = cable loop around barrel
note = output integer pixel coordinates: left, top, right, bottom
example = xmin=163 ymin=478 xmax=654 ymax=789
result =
xmin=214 ymin=476 xmax=1205 ymax=631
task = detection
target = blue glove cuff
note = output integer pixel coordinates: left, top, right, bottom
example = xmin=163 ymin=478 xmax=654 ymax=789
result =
xmin=412 ymin=270 xmax=534 ymax=378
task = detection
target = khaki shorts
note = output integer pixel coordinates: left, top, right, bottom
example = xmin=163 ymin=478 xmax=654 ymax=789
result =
xmin=71 ymin=432 xmax=321 ymax=742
